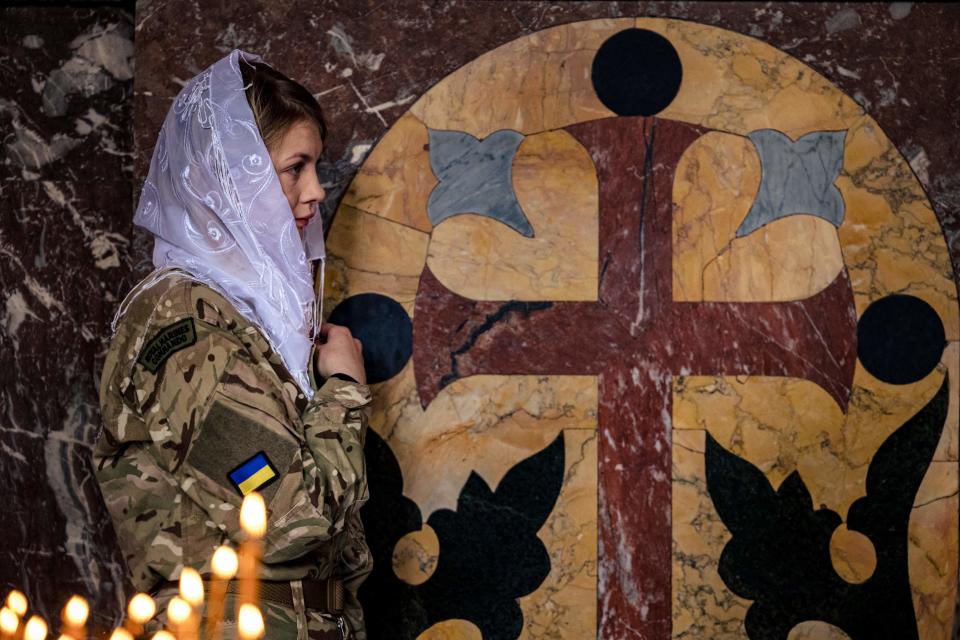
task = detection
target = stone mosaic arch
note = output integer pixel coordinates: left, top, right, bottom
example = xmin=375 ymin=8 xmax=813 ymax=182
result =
xmin=321 ymin=17 xmax=959 ymax=640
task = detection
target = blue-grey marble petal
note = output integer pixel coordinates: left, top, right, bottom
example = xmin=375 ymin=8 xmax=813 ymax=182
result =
xmin=427 ymin=128 xmax=534 ymax=237
xmin=736 ymin=129 xmax=847 ymax=237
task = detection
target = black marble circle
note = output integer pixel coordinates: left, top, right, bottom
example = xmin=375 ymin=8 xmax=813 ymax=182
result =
xmin=857 ymin=294 xmax=946 ymax=385
xmin=328 ymin=293 xmax=413 ymax=384
xmin=591 ymin=28 xmax=683 ymax=117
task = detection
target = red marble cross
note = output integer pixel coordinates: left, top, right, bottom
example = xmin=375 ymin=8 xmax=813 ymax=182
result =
xmin=412 ymin=117 xmax=857 ymax=639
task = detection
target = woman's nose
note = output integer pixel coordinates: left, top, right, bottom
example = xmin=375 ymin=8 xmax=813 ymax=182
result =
xmin=305 ymin=168 xmax=326 ymax=204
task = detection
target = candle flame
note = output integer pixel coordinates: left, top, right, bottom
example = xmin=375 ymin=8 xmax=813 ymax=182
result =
xmin=179 ymin=568 xmax=204 ymax=606
xmin=127 ymin=593 xmax=156 ymax=624
xmin=237 ymin=604 xmax=264 ymax=639
xmin=23 ymin=615 xmax=47 ymax=640
xmin=5 ymin=591 xmax=27 ymax=617
xmin=240 ymin=492 xmax=267 ymax=538
xmin=211 ymin=545 xmax=239 ymax=579
xmin=108 ymin=628 xmax=134 ymax=640
xmin=0 ymin=608 xmax=18 ymax=634
xmin=151 ymin=632 xmax=175 ymax=640
xmin=63 ymin=595 xmax=89 ymax=626
xmin=166 ymin=597 xmax=191 ymax=626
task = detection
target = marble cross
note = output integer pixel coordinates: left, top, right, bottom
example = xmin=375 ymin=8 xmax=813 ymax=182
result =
xmin=412 ymin=116 xmax=858 ymax=639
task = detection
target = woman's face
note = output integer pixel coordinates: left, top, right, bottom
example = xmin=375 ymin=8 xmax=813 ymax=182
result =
xmin=268 ymin=119 xmax=325 ymax=240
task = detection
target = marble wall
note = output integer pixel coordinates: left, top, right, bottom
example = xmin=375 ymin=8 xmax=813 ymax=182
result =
xmin=1 ymin=5 xmax=139 ymax=635
xmin=3 ymin=2 xmax=960 ymax=639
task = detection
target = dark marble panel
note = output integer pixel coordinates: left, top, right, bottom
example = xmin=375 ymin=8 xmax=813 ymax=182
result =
xmin=2 ymin=8 xmax=135 ymax=184
xmin=1 ymin=6 xmax=142 ymax=636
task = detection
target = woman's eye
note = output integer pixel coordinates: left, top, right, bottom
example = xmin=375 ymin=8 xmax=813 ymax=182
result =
xmin=287 ymin=163 xmax=303 ymax=176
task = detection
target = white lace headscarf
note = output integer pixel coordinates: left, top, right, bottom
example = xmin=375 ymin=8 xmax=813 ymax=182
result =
xmin=114 ymin=49 xmax=327 ymax=398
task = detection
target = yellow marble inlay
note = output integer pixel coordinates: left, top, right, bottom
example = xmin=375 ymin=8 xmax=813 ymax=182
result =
xmin=322 ymin=204 xmax=429 ymax=313
xmin=787 ymin=622 xmax=853 ymax=640
xmin=518 ymin=429 xmax=598 ymax=639
xmin=370 ymin=361 xmax=597 ymax=517
xmin=427 ymin=130 xmax=598 ymax=301
xmin=643 ymin=17 xmax=864 ymax=139
xmin=909 ymin=458 xmax=959 ymax=640
xmin=392 ymin=524 xmax=440 ymax=586
xmin=672 ymin=131 xmax=844 ymax=302
xmin=416 ymin=620 xmax=483 ymax=640
xmin=838 ymin=114 xmax=959 ymax=340
xmin=341 ymin=112 xmax=435 ymax=232
xmin=410 ymin=19 xmax=628 ymax=138
xmin=829 ymin=525 xmax=877 ymax=584
xmin=671 ymin=428 xmax=751 ymax=639
xmin=408 ymin=17 xmax=864 ymax=140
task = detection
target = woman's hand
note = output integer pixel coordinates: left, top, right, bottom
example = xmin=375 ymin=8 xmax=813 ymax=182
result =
xmin=315 ymin=322 xmax=366 ymax=385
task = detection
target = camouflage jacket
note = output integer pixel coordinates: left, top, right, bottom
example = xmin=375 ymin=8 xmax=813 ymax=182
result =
xmin=93 ymin=267 xmax=373 ymax=636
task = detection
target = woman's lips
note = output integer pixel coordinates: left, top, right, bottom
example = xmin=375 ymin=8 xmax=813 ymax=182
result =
xmin=296 ymin=217 xmax=312 ymax=228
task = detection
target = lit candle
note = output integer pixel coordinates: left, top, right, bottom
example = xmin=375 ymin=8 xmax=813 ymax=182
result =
xmin=4 ymin=593 xmax=26 ymax=618
xmin=22 ymin=616 xmax=46 ymax=640
xmin=205 ymin=546 xmax=238 ymax=640
xmin=178 ymin=569 xmax=202 ymax=640
xmin=107 ymin=628 xmax=132 ymax=640
xmin=151 ymin=632 xmax=175 ymax=640
xmin=236 ymin=605 xmax=263 ymax=640
xmin=125 ymin=593 xmax=156 ymax=638
xmin=238 ymin=493 xmax=266 ymax=615
xmin=0 ymin=607 xmax=18 ymax=640
xmin=166 ymin=596 xmax=191 ymax=640
xmin=61 ymin=595 xmax=88 ymax=640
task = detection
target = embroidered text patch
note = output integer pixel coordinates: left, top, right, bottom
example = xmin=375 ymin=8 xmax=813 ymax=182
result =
xmin=137 ymin=317 xmax=197 ymax=373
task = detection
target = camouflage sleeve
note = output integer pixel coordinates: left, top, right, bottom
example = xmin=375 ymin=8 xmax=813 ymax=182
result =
xmin=301 ymin=376 xmax=371 ymax=540
xmin=127 ymin=310 xmax=372 ymax=565
xmin=331 ymin=503 xmax=373 ymax=639
xmin=306 ymin=340 xmax=374 ymax=638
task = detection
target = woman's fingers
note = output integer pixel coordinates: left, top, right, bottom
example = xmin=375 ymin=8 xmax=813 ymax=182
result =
xmin=315 ymin=323 xmax=366 ymax=383
xmin=318 ymin=322 xmax=331 ymax=339
xmin=318 ymin=321 xmax=352 ymax=341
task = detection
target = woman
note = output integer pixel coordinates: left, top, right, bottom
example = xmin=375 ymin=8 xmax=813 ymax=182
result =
xmin=93 ymin=49 xmax=372 ymax=639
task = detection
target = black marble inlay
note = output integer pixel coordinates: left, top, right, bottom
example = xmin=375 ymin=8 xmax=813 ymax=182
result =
xmin=857 ymin=294 xmax=946 ymax=384
xmin=327 ymin=293 xmax=412 ymax=384
xmin=705 ymin=374 xmax=949 ymax=640
xmin=591 ymin=28 xmax=682 ymax=117
xmin=359 ymin=429 xmax=565 ymax=639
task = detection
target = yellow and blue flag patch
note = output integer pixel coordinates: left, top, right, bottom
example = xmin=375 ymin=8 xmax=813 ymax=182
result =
xmin=228 ymin=451 xmax=278 ymax=497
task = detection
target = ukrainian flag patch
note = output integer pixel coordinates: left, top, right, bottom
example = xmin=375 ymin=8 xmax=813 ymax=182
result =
xmin=228 ymin=451 xmax=279 ymax=497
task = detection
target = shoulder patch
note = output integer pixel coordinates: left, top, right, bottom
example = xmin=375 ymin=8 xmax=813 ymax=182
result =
xmin=137 ymin=317 xmax=197 ymax=373
xmin=186 ymin=396 xmax=297 ymax=504
xmin=228 ymin=451 xmax=279 ymax=497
